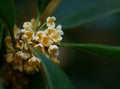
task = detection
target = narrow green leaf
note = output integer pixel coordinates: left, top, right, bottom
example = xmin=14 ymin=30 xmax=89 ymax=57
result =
xmin=54 ymin=0 xmax=120 ymax=29
xmin=59 ymin=43 xmax=120 ymax=61
xmin=37 ymin=0 xmax=51 ymax=15
xmin=30 ymin=46 xmax=75 ymax=89
xmin=0 ymin=0 xmax=15 ymax=43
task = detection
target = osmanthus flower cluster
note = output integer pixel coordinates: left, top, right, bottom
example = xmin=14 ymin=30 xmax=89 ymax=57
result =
xmin=4 ymin=16 xmax=64 ymax=73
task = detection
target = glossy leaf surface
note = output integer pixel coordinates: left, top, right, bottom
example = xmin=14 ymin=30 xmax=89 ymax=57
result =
xmin=60 ymin=43 xmax=120 ymax=61
xmin=30 ymin=46 xmax=75 ymax=89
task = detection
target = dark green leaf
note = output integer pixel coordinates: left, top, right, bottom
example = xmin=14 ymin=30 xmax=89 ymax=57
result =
xmin=0 ymin=0 xmax=15 ymax=43
xmin=54 ymin=0 xmax=120 ymax=29
xmin=37 ymin=0 xmax=51 ymax=15
xmin=30 ymin=46 xmax=75 ymax=89
xmin=0 ymin=0 xmax=15 ymax=29
xmin=0 ymin=20 xmax=5 ymax=50
xmin=59 ymin=43 xmax=120 ymax=61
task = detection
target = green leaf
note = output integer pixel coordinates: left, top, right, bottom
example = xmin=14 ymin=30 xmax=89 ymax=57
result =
xmin=54 ymin=0 xmax=120 ymax=29
xmin=59 ymin=43 xmax=120 ymax=61
xmin=0 ymin=20 xmax=5 ymax=50
xmin=0 ymin=0 xmax=15 ymax=29
xmin=30 ymin=46 xmax=75 ymax=89
xmin=37 ymin=0 xmax=51 ymax=15
xmin=0 ymin=0 xmax=15 ymax=43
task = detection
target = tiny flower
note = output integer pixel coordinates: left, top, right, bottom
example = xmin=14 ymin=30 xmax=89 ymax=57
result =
xmin=20 ymin=29 xmax=26 ymax=33
xmin=23 ymin=52 xmax=30 ymax=60
xmin=48 ymin=45 xmax=59 ymax=57
xmin=56 ymin=25 xmax=62 ymax=30
xmin=16 ymin=40 xmax=24 ymax=49
xmin=28 ymin=56 xmax=40 ymax=65
xmin=47 ymin=16 xmax=56 ymax=28
xmin=15 ymin=51 xmax=30 ymax=60
xmin=5 ymin=36 xmax=11 ymax=46
xmin=5 ymin=36 xmax=15 ymax=52
xmin=34 ymin=43 xmax=45 ymax=53
xmin=14 ymin=51 xmax=23 ymax=64
xmin=21 ymin=31 xmax=33 ymax=41
xmin=56 ymin=25 xmax=64 ymax=35
xmin=45 ymin=27 xmax=56 ymax=36
xmin=42 ymin=36 xmax=53 ymax=47
xmin=14 ymin=25 xmax=20 ymax=39
xmin=52 ymin=32 xmax=62 ymax=43
xmin=23 ymin=22 xmax=32 ymax=30
xmin=28 ymin=56 xmax=41 ymax=72
xmin=5 ymin=53 xmax=14 ymax=62
xmin=21 ymin=34 xmax=27 ymax=40
xmin=35 ymin=31 xmax=46 ymax=42
xmin=30 ymin=18 xmax=35 ymax=27
xmin=24 ymin=62 xmax=34 ymax=73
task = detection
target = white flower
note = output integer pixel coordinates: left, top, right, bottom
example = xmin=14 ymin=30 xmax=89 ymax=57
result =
xmin=16 ymin=40 xmax=24 ymax=49
xmin=48 ymin=45 xmax=59 ymax=57
xmin=47 ymin=16 xmax=56 ymax=28
xmin=23 ymin=22 xmax=32 ymax=30
xmin=24 ymin=62 xmax=34 ymax=73
xmin=28 ymin=56 xmax=40 ymax=64
xmin=45 ymin=27 xmax=56 ymax=36
xmin=42 ymin=36 xmax=53 ymax=47
xmin=14 ymin=25 xmax=21 ymax=39
xmin=16 ymin=51 xmax=30 ymax=60
xmin=21 ymin=31 xmax=33 ymax=41
xmin=5 ymin=36 xmax=15 ymax=52
xmin=28 ymin=56 xmax=41 ymax=71
xmin=5 ymin=53 xmax=14 ymax=62
xmin=51 ymin=32 xmax=62 ymax=43
xmin=35 ymin=31 xmax=46 ymax=42
xmin=34 ymin=43 xmax=45 ymax=53
xmin=56 ymin=25 xmax=64 ymax=35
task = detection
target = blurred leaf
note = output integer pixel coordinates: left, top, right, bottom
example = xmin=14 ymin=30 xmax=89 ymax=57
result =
xmin=25 ymin=72 xmax=47 ymax=89
xmin=0 ymin=0 xmax=15 ymax=29
xmin=30 ymin=46 xmax=75 ymax=89
xmin=37 ymin=0 xmax=51 ymax=15
xmin=0 ymin=0 xmax=15 ymax=43
xmin=54 ymin=0 xmax=120 ymax=29
xmin=0 ymin=23 xmax=6 ymax=68
xmin=59 ymin=43 xmax=120 ymax=61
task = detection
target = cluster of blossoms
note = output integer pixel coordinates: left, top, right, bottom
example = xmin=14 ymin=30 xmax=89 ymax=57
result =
xmin=5 ymin=16 xmax=64 ymax=73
